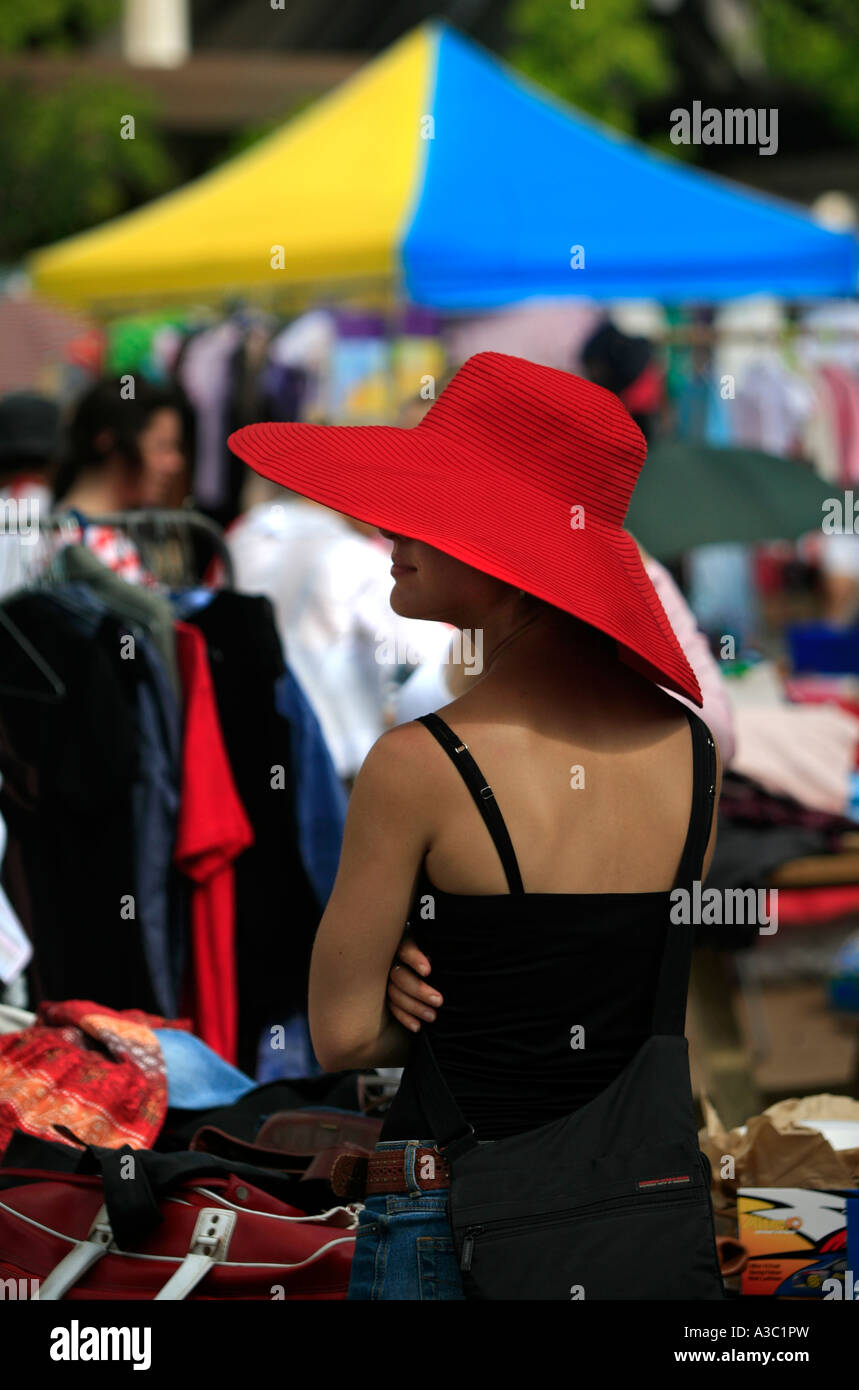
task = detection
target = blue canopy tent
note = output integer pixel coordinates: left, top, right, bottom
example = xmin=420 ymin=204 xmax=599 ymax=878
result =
xmin=402 ymin=26 xmax=858 ymax=308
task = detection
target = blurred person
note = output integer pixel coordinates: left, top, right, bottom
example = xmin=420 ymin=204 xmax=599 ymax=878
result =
xmin=137 ymin=385 xmax=192 ymax=509
xmin=229 ymin=353 xmax=722 ymax=1301
xmin=54 ymin=378 xmax=145 ymax=513
xmin=0 ymin=391 xmax=59 ymax=510
xmin=580 ymin=319 xmax=666 ymax=443
xmin=52 ymin=378 xmax=159 ymax=585
xmin=0 ymin=392 xmax=61 ymax=597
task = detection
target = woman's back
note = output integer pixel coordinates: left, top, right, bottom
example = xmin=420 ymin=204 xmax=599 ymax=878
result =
xmin=418 ymin=620 xmax=704 ymax=897
xmin=380 ymin=631 xmax=718 ymax=1142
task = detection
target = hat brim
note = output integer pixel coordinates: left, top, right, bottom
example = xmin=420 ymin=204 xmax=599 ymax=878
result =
xmin=228 ymin=419 xmax=702 ymax=707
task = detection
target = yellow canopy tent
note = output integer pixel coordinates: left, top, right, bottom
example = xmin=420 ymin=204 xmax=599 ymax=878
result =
xmin=28 ymin=26 xmax=433 ymax=311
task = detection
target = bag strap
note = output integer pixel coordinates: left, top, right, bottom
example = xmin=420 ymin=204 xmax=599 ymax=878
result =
xmin=412 ymin=1029 xmax=479 ymax=1158
xmin=417 ymin=713 xmax=524 ymax=895
xmin=38 ymin=1129 xmax=304 ymax=1248
xmin=153 ymin=1207 xmax=237 ymax=1300
xmin=649 ymin=706 xmax=717 ymax=1036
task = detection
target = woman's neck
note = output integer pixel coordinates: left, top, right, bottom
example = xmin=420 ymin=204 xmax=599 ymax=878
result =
xmin=61 ymin=471 xmax=128 ymax=515
xmin=443 ymin=602 xmax=618 ymax=701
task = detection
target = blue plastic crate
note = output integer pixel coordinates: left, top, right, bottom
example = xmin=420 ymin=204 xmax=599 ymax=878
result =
xmin=787 ymin=623 xmax=859 ymax=676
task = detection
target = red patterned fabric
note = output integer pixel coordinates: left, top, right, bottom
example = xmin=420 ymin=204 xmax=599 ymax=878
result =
xmin=0 ymin=1000 xmax=186 ymax=1159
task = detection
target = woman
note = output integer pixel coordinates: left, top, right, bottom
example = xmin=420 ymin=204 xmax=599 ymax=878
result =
xmin=136 ymin=386 xmax=191 ymax=509
xmin=52 ymin=378 xmax=189 ymax=583
xmin=229 ymin=352 xmax=723 ymax=1301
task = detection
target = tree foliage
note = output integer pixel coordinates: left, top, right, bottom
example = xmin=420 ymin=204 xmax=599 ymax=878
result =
xmin=1 ymin=0 xmax=176 ymax=259
xmin=0 ymin=79 xmax=175 ymax=259
xmin=0 ymin=0 xmax=119 ymax=52
xmin=507 ymin=0 xmax=676 ymax=133
xmin=755 ymin=0 xmax=859 ymax=140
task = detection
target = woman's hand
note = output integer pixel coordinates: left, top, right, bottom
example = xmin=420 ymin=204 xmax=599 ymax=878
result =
xmin=386 ymin=935 xmax=444 ymax=1033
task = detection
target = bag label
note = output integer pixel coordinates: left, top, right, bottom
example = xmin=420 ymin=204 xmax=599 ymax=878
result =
xmin=636 ymin=1174 xmax=692 ymax=1190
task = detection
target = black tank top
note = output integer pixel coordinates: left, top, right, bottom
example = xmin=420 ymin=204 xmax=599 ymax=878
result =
xmin=380 ymin=705 xmax=716 ymax=1143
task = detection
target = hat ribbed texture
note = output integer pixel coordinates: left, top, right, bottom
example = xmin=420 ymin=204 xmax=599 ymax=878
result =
xmin=229 ymin=351 xmax=701 ymax=706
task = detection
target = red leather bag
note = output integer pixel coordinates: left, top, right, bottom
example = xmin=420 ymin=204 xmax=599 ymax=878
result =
xmin=0 ymin=1166 xmax=358 ymax=1300
xmin=189 ymin=1108 xmax=383 ymax=1186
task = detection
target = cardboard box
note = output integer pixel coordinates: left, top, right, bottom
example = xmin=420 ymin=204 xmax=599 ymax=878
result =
xmin=739 ymin=1187 xmax=859 ymax=1298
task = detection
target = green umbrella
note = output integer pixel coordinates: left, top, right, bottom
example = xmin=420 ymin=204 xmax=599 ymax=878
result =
xmin=626 ymin=441 xmax=837 ymax=560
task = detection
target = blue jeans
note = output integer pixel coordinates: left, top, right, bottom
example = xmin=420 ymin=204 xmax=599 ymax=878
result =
xmin=346 ymin=1140 xmax=465 ymax=1301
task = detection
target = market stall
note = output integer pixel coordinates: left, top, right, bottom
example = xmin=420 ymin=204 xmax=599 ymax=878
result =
xmin=4 ymin=20 xmax=859 ymax=1307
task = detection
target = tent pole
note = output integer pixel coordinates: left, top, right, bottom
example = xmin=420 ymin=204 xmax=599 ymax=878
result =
xmin=385 ymin=294 xmax=399 ymax=424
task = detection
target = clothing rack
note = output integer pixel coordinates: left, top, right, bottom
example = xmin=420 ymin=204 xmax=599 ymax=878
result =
xmin=43 ymin=507 xmax=235 ymax=589
xmin=654 ymin=325 xmax=859 ymax=346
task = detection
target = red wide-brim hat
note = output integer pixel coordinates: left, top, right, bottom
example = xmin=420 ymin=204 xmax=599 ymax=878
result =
xmin=228 ymin=351 xmax=702 ymax=706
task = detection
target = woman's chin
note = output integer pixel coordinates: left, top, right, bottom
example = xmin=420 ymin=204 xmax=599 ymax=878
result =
xmin=390 ymin=584 xmax=432 ymax=621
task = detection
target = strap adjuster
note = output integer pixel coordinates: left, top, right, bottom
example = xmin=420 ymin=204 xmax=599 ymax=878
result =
xmin=438 ymin=1123 xmax=477 ymax=1162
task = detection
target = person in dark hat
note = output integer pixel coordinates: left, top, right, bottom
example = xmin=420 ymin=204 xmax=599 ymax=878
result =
xmin=0 ymin=391 xmax=61 ymax=498
xmin=580 ymin=319 xmax=666 ymax=442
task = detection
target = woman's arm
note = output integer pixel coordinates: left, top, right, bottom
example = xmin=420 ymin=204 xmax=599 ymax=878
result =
xmin=308 ymin=722 xmax=433 ymax=1072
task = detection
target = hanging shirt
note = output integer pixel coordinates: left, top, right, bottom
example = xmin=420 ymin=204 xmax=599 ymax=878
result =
xmin=179 ymin=592 xmax=329 ymax=1075
xmin=173 ymin=622 xmax=253 ymax=1065
xmin=50 ymin=510 xmax=157 ymax=589
xmin=0 ymin=787 xmax=31 ymax=985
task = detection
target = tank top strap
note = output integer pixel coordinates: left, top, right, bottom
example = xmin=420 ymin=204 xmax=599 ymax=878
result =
xmin=673 ymin=706 xmax=718 ymax=889
xmin=650 ymin=705 xmax=718 ymax=1036
xmin=417 ymin=712 xmax=525 ymax=896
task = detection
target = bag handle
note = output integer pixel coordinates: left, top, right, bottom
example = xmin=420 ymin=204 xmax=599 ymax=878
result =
xmin=411 ymin=1030 xmax=479 ymax=1159
xmin=37 ymin=1204 xmax=237 ymax=1302
xmin=37 ymin=1204 xmax=114 ymax=1301
xmin=46 ymin=1128 xmax=301 ymax=1248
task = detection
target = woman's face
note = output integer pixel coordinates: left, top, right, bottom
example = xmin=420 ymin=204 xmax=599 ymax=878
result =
xmin=138 ymin=408 xmax=186 ymax=506
xmin=378 ymin=530 xmax=513 ymax=625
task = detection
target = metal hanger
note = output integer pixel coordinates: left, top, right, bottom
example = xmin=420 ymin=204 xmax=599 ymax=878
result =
xmin=0 ymin=603 xmax=66 ymax=703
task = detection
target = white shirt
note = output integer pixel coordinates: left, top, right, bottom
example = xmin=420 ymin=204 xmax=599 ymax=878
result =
xmin=227 ymin=501 xmax=452 ymax=778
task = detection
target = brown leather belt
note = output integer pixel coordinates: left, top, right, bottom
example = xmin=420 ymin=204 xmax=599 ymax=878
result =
xmin=330 ymin=1146 xmax=451 ymax=1200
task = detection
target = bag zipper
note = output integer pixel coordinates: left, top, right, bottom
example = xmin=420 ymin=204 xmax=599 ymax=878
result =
xmin=459 ymin=1187 xmax=702 ymax=1272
